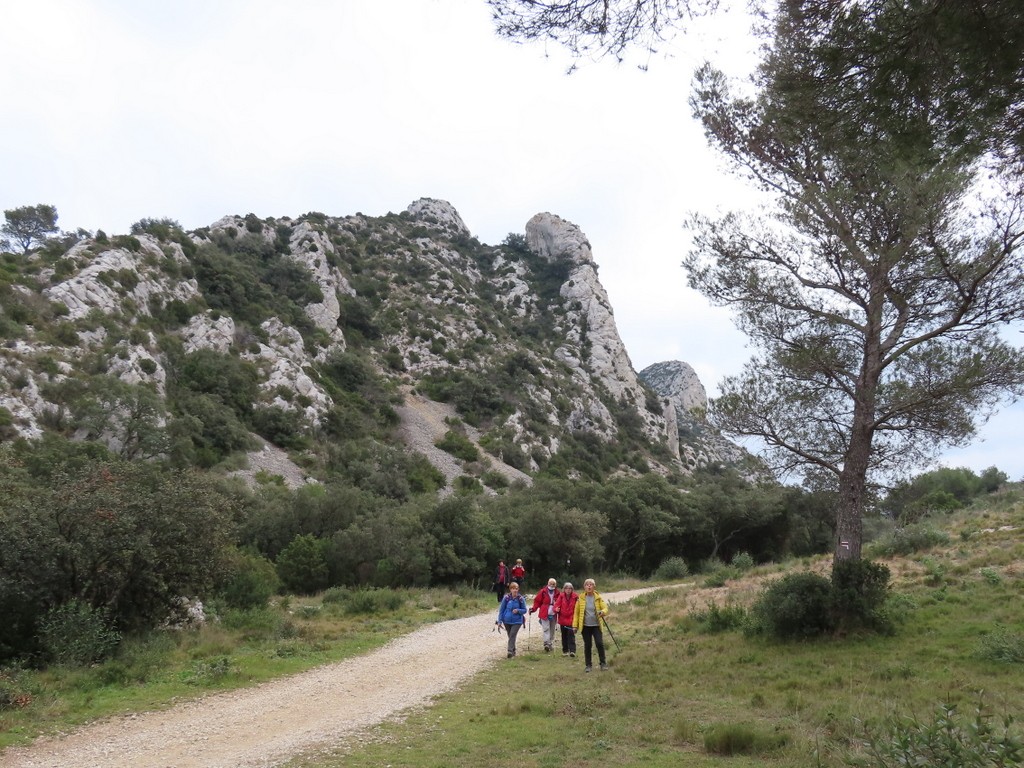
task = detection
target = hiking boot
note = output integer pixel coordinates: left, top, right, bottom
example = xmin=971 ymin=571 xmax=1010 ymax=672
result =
xmin=562 ymin=651 xmax=568 ymax=656
xmin=600 ymin=663 xmax=609 ymax=671
xmin=507 ymin=652 xmax=513 ymax=658
xmin=585 ymin=665 xmax=592 ymax=672
xmin=569 ymin=652 xmax=576 ymax=658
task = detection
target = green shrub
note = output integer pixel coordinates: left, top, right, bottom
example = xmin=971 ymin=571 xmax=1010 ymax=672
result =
xmin=435 ymin=430 xmax=480 ymax=462
xmin=39 ymin=600 xmax=121 ymax=667
xmin=321 ymin=586 xmax=350 ymax=605
xmin=852 ymin=698 xmax=1023 ymax=767
xmin=0 ymin=669 xmax=32 ymax=711
xmin=976 ymin=625 xmax=1024 ymax=664
xmin=703 ymin=722 xmax=789 ymax=755
xmin=454 ymin=475 xmax=484 ymax=495
xmin=830 ymin=559 xmax=892 ymax=634
xmin=654 ymin=556 xmax=690 ymax=580
xmin=701 ymin=558 xmax=740 ymax=587
xmin=868 ymin=524 xmax=951 ymax=557
xmin=220 ymin=549 xmax=281 ymax=609
xmin=731 ymin=551 xmax=755 ymax=571
xmin=344 ymin=588 xmax=405 ymax=615
xmin=276 ymin=534 xmax=329 ymax=595
xmin=747 ymin=572 xmax=833 ymax=639
xmin=692 ymin=600 xmax=748 ymax=633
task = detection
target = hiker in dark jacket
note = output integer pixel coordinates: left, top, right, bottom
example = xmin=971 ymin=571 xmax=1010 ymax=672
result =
xmin=493 ymin=560 xmax=510 ymax=603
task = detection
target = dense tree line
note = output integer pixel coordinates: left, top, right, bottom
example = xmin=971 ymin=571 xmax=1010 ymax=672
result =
xmin=0 ymin=434 xmax=843 ymax=663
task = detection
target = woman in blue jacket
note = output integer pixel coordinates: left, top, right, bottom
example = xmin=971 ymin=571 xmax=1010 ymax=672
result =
xmin=495 ymin=582 xmax=528 ymax=658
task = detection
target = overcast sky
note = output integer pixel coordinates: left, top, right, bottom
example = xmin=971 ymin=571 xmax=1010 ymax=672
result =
xmin=3 ymin=0 xmax=1022 ymax=480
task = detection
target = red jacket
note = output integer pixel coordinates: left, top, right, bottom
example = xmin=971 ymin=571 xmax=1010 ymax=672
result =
xmin=530 ymin=585 xmax=558 ymax=619
xmin=554 ymin=590 xmax=579 ymax=627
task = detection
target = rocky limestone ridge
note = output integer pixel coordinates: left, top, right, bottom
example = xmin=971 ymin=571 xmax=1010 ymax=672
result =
xmin=639 ymin=360 xmax=707 ymax=415
xmin=0 ymin=198 xmax=758 ymax=488
xmin=526 ymin=212 xmax=672 ymax=453
xmin=639 ymin=360 xmax=754 ymax=472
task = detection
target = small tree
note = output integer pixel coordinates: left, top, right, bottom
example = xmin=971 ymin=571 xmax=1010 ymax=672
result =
xmin=2 ymin=204 xmax=59 ymax=253
xmin=276 ymin=534 xmax=329 ymax=594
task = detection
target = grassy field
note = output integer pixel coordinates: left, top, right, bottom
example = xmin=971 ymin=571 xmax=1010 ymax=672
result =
xmin=285 ymin=488 xmax=1024 ymax=768
xmin=2 ymin=488 xmax=1022 ymax=766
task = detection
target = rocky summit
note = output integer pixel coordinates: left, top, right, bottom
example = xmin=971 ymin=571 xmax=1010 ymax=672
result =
xmin=0 ymin=198 xmax=753 ymax=491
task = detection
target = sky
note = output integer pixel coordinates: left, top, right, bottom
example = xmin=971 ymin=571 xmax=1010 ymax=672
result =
xmin=2 ymin=0 xmax=1022 ymax=481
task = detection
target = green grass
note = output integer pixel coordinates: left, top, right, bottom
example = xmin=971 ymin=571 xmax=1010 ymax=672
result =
xmin=281 ymin=492 xmax=1024 ymax=768
xmin=2 ymin=491 xmax=1023 ymax=766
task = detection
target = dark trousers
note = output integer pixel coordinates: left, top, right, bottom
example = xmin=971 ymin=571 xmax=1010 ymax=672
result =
xmin=495 ymin=583 xmax=506 ymax=603
xmin=560 ymin=625 xmax=577 ymax=654
xmin=581 ymin=624 xmax=605 ymax=666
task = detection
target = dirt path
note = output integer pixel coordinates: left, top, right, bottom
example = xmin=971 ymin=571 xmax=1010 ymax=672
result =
xmin=0 ymin=588 xmax=661 ymax=768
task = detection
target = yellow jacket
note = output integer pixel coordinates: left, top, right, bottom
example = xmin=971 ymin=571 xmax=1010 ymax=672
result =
xmin=572 ymin=590 xmax=609 ymax=632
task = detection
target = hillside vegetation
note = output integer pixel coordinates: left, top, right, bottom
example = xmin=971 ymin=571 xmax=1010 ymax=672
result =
xmin=1 ymin=484 xmax=1021 ymax=766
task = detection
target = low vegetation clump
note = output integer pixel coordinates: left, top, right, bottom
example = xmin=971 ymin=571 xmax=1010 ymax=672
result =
xmin=852 ymin=698 xmax=1023 ymax=768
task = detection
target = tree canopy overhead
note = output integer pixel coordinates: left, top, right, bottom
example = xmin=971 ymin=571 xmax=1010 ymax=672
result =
xmin=686 ymin=1 xmax=1024 ymax=563
xmin=487 ymin=0 xmax=716 ymax=65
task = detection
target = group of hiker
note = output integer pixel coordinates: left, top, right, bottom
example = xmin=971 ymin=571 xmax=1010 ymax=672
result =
xmin=493 ymin=559 xmax=609 ymax=672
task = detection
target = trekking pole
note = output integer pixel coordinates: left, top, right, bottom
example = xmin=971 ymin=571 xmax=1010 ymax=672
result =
xmin=601 ymin=615 xmax=621 ymax=652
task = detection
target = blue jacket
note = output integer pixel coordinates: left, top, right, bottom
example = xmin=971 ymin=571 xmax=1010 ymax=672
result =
xmin=497 ymin=593 xmax=528 ymax=625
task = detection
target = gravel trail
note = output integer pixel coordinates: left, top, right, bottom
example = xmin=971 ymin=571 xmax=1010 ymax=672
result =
xmin=0 ymin=588 xmax=659 ymax=768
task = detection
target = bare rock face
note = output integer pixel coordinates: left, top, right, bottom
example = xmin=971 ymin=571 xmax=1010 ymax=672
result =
xmin=639 ymin=360 xmax=708 ymax=416
xmin=639 ymin=360 xmax=753 ymax=472
xmin=407 ymin=198 xmax=470 ymax=237
xmin=526 ymin=212 xmax=672 ymax=453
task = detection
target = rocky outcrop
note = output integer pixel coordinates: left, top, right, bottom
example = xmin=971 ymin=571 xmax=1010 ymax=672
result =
xmin=0 ymin=198 xmax=754 ymax=484
xmin=527 ymin=212 xmax=672 ymax=453
xmin=639 ymin=360 xmax=707 ymax=416
xmin=640 ymin=360 xmax=752 ymax=472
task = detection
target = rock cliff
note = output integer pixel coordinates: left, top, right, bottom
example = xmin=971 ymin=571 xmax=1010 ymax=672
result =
xmin=0 ymin=199 xmax=748 ymax=490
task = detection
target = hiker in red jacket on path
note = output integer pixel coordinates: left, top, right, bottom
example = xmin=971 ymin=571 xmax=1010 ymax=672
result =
xmin=529 ymin=577 xmax=559 ymax=652
xmin=510 ymin=559 xmax=526 ymax=589
xmin=554 ymin=582 xmax=579 ymax=657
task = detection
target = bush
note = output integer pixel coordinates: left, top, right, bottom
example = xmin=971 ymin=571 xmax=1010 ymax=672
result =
xmin=692 ymin=600 xmax=748 ymax=633
xmin=747 ymin=572 xmax=833 ymax=639
xmin=731 ymin=551 xmax=755 ymax=571
xmin=830 ymin=559 xmax=892 ymax=634
xmin=220 ymin=549 xmax=281 ymax=609
xmin=0 ymin=669 xmax=32 ymax=711
xmin=852 ymin=698 xmax=1023 ymax=767
xmin=0 ymin=451 xmax=236 ymax=659
xmin=976 ymin=625 xmax=1024 ymax=664
xmin=868 ymin=524 xmax=950 ymax=557
xmin=435 ymin=430 xmax=480 ymax=462
xmin=344 ymin=588 xmax=406 ymax=615
xmin=39 ymin=600 xmax=121 ymax=667
xmin=654 ymin=556 xmax=690 ymax=580
xmin=703 ymin=722 xmax=789 ymax=755
xmin=276 ymin=534 xmax=329 ymax=595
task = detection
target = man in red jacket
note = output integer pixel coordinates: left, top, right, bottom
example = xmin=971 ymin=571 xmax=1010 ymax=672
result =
xmin=529 ymin=577 xmax=559 ymax=652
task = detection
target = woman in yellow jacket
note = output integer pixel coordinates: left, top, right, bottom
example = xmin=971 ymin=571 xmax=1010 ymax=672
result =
xmin=572 ymin=578 xmax=609 ymax=671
